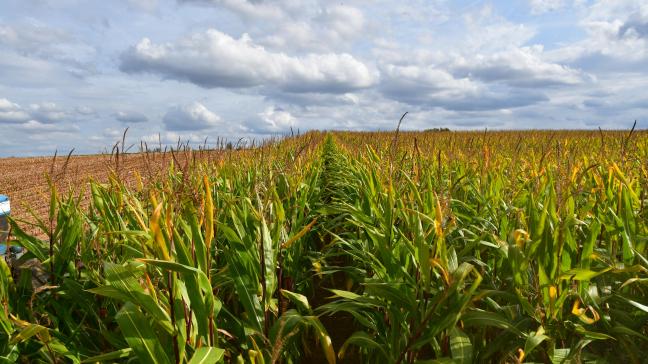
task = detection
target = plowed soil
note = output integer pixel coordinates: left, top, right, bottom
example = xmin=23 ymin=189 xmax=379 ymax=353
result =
xmin=0 ymin=150 xmax=222 ymax=237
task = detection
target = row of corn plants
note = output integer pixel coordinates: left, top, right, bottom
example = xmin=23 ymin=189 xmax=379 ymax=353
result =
xmin=1 ymin=130 xmax=647 ymax=363
xmin=1 ymin=133 xmax=338 ymax=363
xmin=319 ymin=131 xmax=647 ymax=362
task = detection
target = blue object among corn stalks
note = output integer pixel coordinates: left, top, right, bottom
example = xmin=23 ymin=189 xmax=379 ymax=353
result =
xmin=1 ymin=194 xmax=20 ymax=255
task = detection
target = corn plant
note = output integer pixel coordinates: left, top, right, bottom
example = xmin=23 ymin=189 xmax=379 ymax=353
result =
xmin=1 ymin=130 xmax=646 ymax=363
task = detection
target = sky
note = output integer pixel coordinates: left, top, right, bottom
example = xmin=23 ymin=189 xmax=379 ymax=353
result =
xmin=1 ymin=0 xmax=647 ymax=156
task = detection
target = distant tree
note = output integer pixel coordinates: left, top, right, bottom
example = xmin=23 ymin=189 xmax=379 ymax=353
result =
xmin=424 ymin=127 xmax=451 ymax=132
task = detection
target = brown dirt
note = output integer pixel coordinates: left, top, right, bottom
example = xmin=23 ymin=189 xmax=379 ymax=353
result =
xmin=0 ymin=149 xmax=223 ymax=237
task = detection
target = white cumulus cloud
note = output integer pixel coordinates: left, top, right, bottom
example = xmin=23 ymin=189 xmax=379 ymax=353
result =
xmin=0 ymin=98 xmax=70 ymax=124
xmin=0 ymin=98 xmax=31 ymax=124
xmin=452 ymin=46 xmax=588 ymax=87
xmin=120 ymin=29 xmax=377 ymax=93
xmin=245 ymin=106 xmax=297 ymax=133
xmin=115 ymin=111 xmax=149 ymax=123
xmin=163 ymin=102 xmax=222 ymax=131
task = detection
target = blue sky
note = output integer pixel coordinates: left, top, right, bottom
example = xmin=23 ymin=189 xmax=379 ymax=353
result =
xmin=1 ymin=0 xmax=647 ymax=156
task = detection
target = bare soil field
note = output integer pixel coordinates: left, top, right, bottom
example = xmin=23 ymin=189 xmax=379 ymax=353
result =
xmin=0 ymin=149 xmax=222 ymax=237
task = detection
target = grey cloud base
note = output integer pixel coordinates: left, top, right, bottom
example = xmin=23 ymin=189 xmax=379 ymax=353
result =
xmin=163 ymin=102 xmax=222 ymax=131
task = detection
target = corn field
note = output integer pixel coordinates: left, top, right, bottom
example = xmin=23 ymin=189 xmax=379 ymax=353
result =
xmin=1 ymin=130 xmax=647 ymax=363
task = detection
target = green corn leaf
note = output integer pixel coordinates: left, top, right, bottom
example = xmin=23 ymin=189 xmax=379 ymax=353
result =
xmin=280 ymin=289 xmax=311 ymax=313
xmin=139 ymin=259 xmax=216 ymax=341
xmin=580 ymin=220 xmax=600 ymax=269
xmin=7 ymin=219 xmax=48 ymax=261
xmin=188 ymin=347 xmax=225 ymax=364
xmin=524 ymin=327 xmax=549 ymax=358
xmin=102 ymin=263 xmax=173 ymax=335
xmin=461 ymin=310 xmax=524 ymax=337
xmin=339 ymin=331 xmax=390 ymax=361
xmin=227 ymin=250 xmax=263 ymax=333
xmin=10 ymin=323 xmax=49 ymax=345
xmin=260 ymin=216 xmax=277 ymax=305
xmin=449 ymin=327 xmax=472 ymax=364
xmin=115 ymin=302 xmax=171 ymax=364
xmin=574 ymin=325 xmax=614 ymax=340
xmin=559 ymin=268 xmax=611 ymax=281
xmin=615 ymin=295 xmax=648 ymax=313
xmin=328 ymin=289 xmax=361 ymax=300
xmin=610 ymin=324 xmax=648 ymax=341
xmin=303 ymin=315 xmax=336 ymax=364
xmin=551 ymin=348 xmax=570 ymax=364
xmin=81 ymin=348 xmax=133 ymax=363
xmin=86 ymin=286 xmax=132 ymax=302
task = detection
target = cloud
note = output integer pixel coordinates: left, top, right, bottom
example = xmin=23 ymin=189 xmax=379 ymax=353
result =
xmin=0 ymin=98 xmax=31 ymax=124
xmin=89 ymin=128 xmax=124 ymax=142
xmin=265 ymin=92 xmax=361 ymax=108
xmin=378 ymin=62 xmax=550 ymax=111
xmin=162 ymin=102 xmax=222 ymax=130
xmin=75 ymin=106 xmax=96 ymax=115
xmin=379 ymin=64 xmax=479 ymax=102
xmin=618 ymin=12 xmax=648 ymax=39
xmin=245 ymin=106 xmax=297 ymax=133
xmin=369 ymin=5 xmax=588 ymax=112
xmin=461 ymin=6 xmax=536 ymax=52
xmin=433 ymin=90 xmax=549 ymax=111
xmin=316 ymin=5 xmax=365 ymax=40
xmin=120 ymin=29 xmax=376 ymax=93
xmin=115 ymin=111 xmax=149 ymax=123
xmin=452 ymin=46 xmax=588 ymax=87
xmin=0 ymin=98 xmax=69 ymax=124
xmin=0 ymin=22 xmax=96 ymax=78
xmin=0 ymin=22 xmax=70 ymax=54
xmin=0 ymin=22 xmax=96 ymax=89
xmin=19 ymin=120 xmax=80 ymax=133
xmin=547 ymin=1 xmax=648 ymax=71
xmin=127 ymin=0 xmax=159 ymax=12
xmin=528 ymin=0 xmax=568 ymax=14
xmin=179 ymin=0 xmax=287 ymax=21
xmin=28 ymin=102 xmax=67 ymax=123
xmin=0 ymin=52 xmax=82 ymax=88
xmin=4 ymin=0 xmax=648 ymax=157
xmin=141 ymin=131 xmax=228 ymax=146
xmin=180 ymin=1 xmax=367 ymax=53
xmin=260 ymin=6 xmax=365 ymax=52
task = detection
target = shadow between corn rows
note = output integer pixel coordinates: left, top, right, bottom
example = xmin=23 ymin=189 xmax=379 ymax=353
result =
xmin=306 ymin=135 xmax=361 ymax=363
